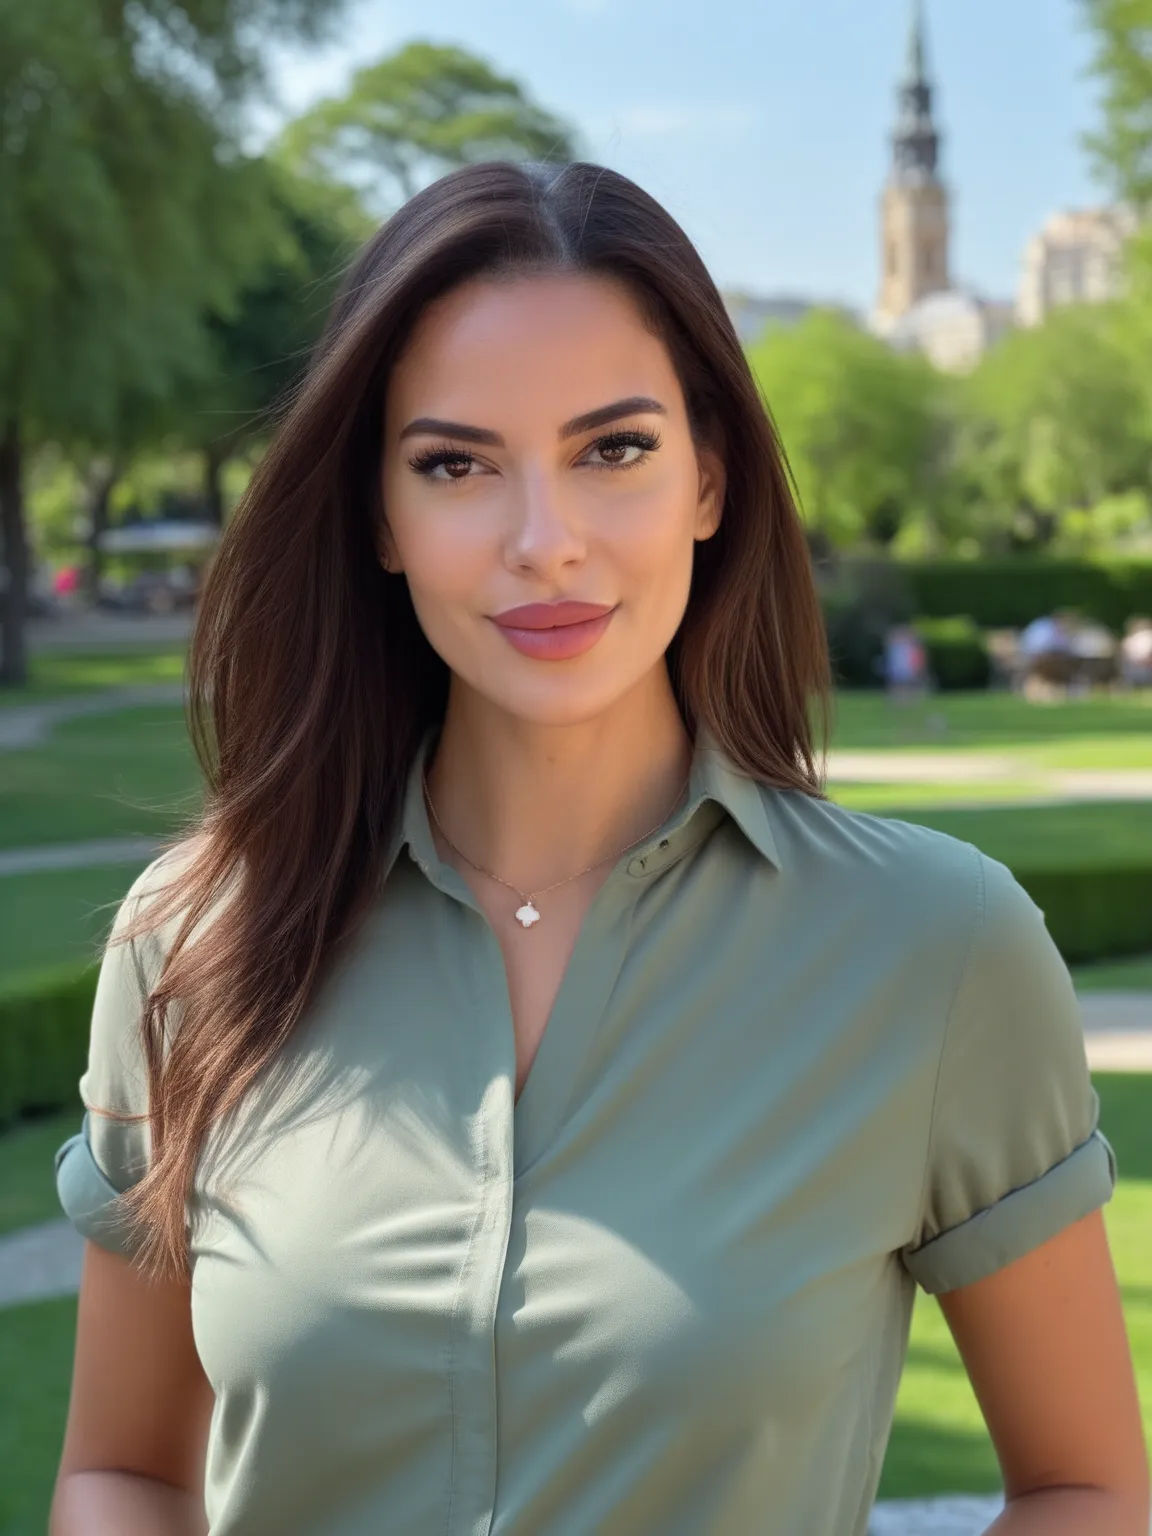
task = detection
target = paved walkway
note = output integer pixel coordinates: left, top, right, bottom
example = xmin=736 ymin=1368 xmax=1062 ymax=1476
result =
xmin=27 ymin=609 xmax=193 ymax=651
xmin=0 ymin=681 xmax=185 ymax=752
xmin=826 ymin=749 xmax=1152 ymax=804
xmin=0 ymin=833 xmax=166 ymax=877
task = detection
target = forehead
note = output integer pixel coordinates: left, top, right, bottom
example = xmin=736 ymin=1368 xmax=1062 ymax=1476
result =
xmin=385 ymin=273 xmax=678 ymax=419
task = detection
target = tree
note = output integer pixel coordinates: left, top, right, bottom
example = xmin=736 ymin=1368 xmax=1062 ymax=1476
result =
xmin=188 ymin=166 xmax=374 ymax=525
xmin=276 ymin=40 xmax=581 ymax=212
xmin=956 ymin=302 xmax=1152 ymax=550
xmin=745 ymin=309 xmax=946 ymax=553
xmin=0 ymin=0 xmax=347 ymax=684
xmin=1081 ymin=0 xmax=1152 ymax=209
xmin=1080 ymin=0 xmax=1152 ymax=451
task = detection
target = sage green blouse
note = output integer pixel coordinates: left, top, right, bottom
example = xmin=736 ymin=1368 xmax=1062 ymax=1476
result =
xmin=55 ymin=728 xmax=1116 ymax=1536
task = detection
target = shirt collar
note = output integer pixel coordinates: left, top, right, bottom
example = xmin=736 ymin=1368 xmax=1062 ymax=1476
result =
xmin=381 ymin=721 xmax=783 ymax=887
xmin=684 ymin=725 xmax=783 ymax=869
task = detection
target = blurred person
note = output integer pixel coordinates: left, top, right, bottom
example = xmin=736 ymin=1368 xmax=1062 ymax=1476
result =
xmin=50 ymin=162 xmax=1148 ymax=1536
xmin=881 ymin=622 xmax=929 ymax=706
xmin=1019 ymin=608 xmax=1078 ymax=702
xmin=1019 ymin=607 xmax=1074 ymax=658
xmin=1067 ymin=615 xmax=1121 ymax=696
xmin=1120 ymin=616 xmax=1152 ymax=689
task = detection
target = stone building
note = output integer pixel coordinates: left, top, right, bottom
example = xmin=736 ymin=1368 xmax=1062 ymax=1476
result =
xmin=1017 ymin=205 xmax=1138 ymax=327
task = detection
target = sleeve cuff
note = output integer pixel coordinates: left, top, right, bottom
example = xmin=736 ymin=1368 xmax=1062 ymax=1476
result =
xmin=901 ymin=1129 xmax=1118 ymax=1295
xmin=55 ymin=1112 xmax=144 ymax=1259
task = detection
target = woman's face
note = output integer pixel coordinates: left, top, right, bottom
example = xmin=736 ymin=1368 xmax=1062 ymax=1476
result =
xmin=378 ymin=272 xmax=725 ymax=727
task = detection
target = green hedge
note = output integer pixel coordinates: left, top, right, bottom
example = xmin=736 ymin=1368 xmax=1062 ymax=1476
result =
xmin=913 ymin=616 xmax=992 ymax=692
xmin=1014 ymin=866 xmax=1152 ymax=966
xmin=2 ymin=865 xmax=1150 ymax=1125
xmin=0 ymin=963 xmax=98 ymax=1128
xmin=901 ymin=559 xmax=1152 ymax=632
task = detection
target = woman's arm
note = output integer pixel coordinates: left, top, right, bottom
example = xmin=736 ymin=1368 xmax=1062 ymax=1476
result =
xmin=50 ymin=1240 xmax=215 ymax=1535
xmin=937 ymin=1207 xmax=1150 ymax=1534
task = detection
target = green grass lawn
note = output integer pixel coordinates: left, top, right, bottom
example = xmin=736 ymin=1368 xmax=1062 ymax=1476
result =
xmin=0 ymin=645 xmax=187 ymax=706
xmin=0 ymin=1109 xmax=83 ymax=1238
xmin=0 ymin=1075 xmax=1148 ymax=1529
xmin=828 ymin=796 xmax=1152 ymax=869
xmin=0 ymin=705 xmax=202 ymax=851
xmin=0 ymin=1295 xmax=77 ymax=1536
xmin=826 ymin=688 xmax=1152 ymax=751
xmin=0 ymin=864 xmax=144 ymax=990
xmin=1072 ymin=953 xmax=1152 ymax=992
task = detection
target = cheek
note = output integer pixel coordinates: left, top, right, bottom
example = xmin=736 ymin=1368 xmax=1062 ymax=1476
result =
xmin=608 ymin=493 xmax=699 ymax=601
xmin=393 ymin=506 xmax=489 ymax=606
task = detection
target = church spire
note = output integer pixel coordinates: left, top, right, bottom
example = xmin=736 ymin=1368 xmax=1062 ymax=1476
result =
xmin=905 ymin=0 xmax=928 ymax=88
xmin=892 ymin=0 xmax=940 ymax=181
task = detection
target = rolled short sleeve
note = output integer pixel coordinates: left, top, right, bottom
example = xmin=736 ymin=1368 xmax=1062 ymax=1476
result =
xmin=899 ymin=847 xmax=1117 ymax=1295
xmin=54 ymin=851 xmax=183 ymax=1257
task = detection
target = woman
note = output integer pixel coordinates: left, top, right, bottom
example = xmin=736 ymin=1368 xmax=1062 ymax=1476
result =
xmin=51 ymin=161 xmax=1147 ymax=1535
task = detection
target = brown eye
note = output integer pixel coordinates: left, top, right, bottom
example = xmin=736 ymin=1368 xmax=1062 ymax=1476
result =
xmin=586 ymin=429 xmax=662 ymax=471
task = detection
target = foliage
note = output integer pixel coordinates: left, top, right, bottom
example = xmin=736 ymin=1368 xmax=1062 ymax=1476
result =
xmin=0 ymin=962 xmax=98 ymax=1127
xmin=954 ymin=302 xmax=1152 ymax=549
xmin=913 ymin=616 xmax=992 ymax=691
xmin=900 ymin=556 xmax=1152 ymax=631
xmin=276 ymin=39 xmax=582 ymax=211
xmin=1081 ymin=0 xmax=1152 ymax=210
xmin=816 ymin=554 xmax=917 ymax=686
xmin=0 ymin=0 xmax=353 ymax=681
xmin=747 ymin=309 xmax=948 ymax=550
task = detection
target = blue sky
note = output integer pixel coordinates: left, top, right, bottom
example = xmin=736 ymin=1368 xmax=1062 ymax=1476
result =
xmin=258 ymin=0 xmax=1108 ymax=315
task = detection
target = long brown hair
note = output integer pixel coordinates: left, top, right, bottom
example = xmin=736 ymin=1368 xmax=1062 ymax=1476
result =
xmin=109 ymin=158 xmax=833 ymax=1277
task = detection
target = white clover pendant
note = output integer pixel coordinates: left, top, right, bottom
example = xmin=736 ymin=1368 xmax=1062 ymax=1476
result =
xmin=514 ymin=901 xmax=541 ymax=929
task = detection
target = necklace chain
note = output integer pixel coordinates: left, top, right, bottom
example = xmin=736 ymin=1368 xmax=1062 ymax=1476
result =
xmin=421 ymin=765 xmax=691 ymax=928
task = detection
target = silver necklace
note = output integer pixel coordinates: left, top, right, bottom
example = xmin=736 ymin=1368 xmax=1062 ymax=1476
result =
xmin=421 ymin=767 xmax=690 ymax=929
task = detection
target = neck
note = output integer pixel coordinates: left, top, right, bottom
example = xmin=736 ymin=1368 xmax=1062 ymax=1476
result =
xmin=426 ymin=665 xmax=693 ymax=895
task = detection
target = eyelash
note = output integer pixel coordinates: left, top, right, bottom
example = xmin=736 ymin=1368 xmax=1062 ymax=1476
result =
xmin=405 ymin=427 xmax=663 ymax=485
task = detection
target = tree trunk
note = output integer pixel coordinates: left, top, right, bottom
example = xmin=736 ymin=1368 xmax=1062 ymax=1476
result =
xmin=0 ymin=415 xmax=29 ymax=688
xmin=204 ymin=441 xmax=228 ymax=527
xmin=82 ymin=455 xmax=121 ymax=606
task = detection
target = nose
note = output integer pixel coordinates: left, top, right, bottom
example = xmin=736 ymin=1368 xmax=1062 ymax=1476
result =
xmin=502 ymin=464 xmax=586 ymax=580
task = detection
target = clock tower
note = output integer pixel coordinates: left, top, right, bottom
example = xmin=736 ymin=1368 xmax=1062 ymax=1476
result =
xmin=873 ymin=0 xmax=951 ymax=332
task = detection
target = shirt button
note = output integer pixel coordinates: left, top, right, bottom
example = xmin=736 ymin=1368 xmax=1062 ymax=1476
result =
xmin=627 ymin=855 xmax=648 ymax=876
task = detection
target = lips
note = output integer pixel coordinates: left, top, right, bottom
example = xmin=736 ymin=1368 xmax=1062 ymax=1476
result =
xmin=489 ymin=600 xmax=617 ymax=661
xmin=491 ymin=601 xmax=615 ymax=629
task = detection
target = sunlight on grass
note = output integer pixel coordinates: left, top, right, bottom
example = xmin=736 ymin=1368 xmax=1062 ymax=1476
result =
xmin=1073 ymin=953 xmax=1152 ymax=992
xmin=0 ymin=704 xmax=201 ymax=850
xmin=0 ymin=646 xmax=187 ymax=706
xmin=827 ymin=690 xmax=1152 ymax=752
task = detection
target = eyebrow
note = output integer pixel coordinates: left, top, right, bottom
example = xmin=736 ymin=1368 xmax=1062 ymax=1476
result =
xmin=397 ymin=395 xmax=668 ymax=447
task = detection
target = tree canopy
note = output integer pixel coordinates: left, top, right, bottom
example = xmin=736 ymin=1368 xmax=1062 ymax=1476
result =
xmin=275 ymin=40 xmax=581 ymax=210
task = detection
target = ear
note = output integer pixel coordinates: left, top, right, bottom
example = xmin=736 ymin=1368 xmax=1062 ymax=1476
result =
xmin=694 ymin=446 xmax=725 ymax=542
xmin=376 ymin=521 xmax=402 ymax=575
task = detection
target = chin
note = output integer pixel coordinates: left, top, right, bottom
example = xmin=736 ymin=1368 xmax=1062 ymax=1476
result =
xmin=464 ymin=666 xmax=651 ymax=730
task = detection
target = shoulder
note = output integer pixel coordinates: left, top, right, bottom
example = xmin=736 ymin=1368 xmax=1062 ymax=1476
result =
xmin=762 ymin=784 xmax=983 ymax=898
xmin=758 ymin=784 xmax=1053 ymax=992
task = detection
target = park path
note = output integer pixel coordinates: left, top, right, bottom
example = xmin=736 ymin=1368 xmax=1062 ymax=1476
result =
xmin=0 ymin=680 xmax=185 ymax=752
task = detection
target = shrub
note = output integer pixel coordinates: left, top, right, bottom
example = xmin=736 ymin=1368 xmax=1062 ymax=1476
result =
xmin=0 ymin=963 xmax=98 ymax=1129
xmin=901 ymin=558 xmax=1152 ymax=632
xmin=1015 ymin=866 xmax=1152 ymax=966
xmin=818 ymin=555 xmax=915 ymax=689
xmin=913 ymin=616 xmax=992 ymax=691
